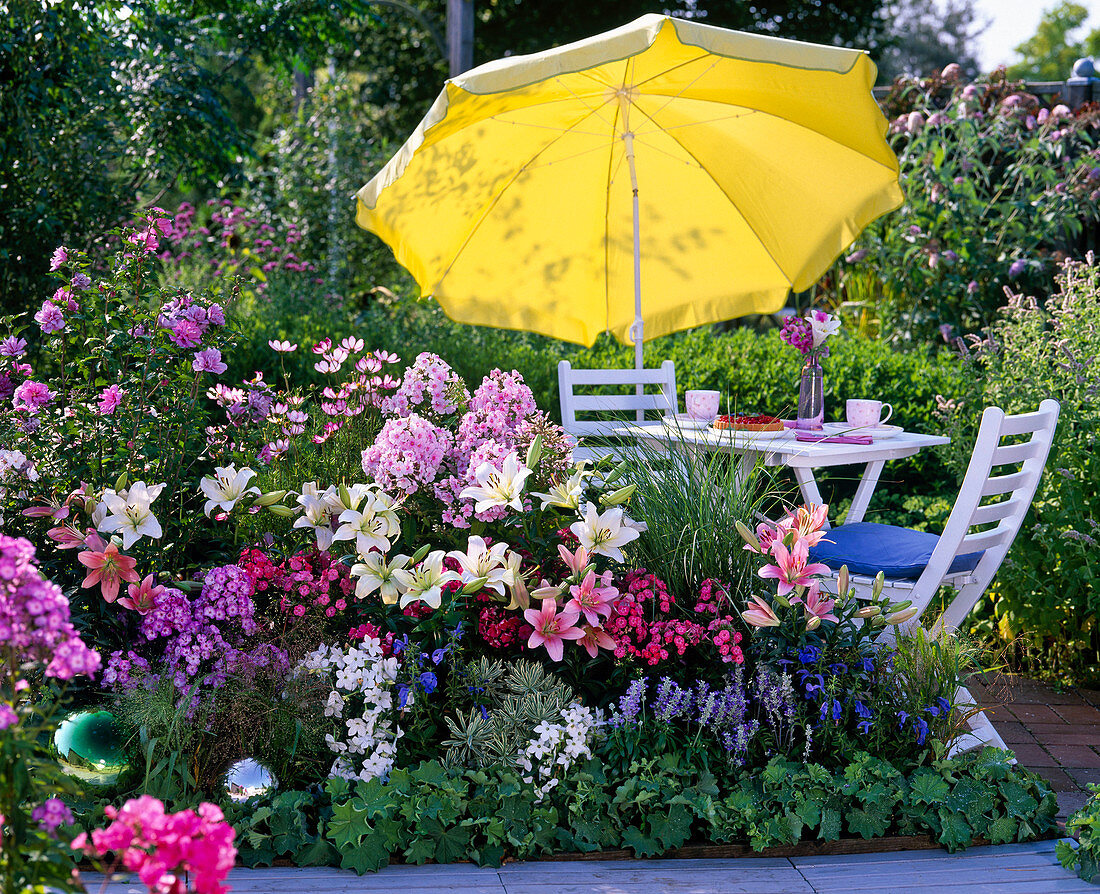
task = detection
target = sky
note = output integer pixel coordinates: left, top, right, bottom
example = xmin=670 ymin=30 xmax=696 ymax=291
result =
xmin=971 ymin=0 xmax=1100 ymax=72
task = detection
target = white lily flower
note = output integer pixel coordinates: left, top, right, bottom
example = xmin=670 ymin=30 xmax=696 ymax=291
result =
xmin=350 ymin=552 xmax=410 ymax=605
xmin=201 ymin=465 xmax=260 ymax=516
xmin=294 ymin=492 xmax=336 ymax=550
xmin=459 ymin=451 xmax=532 ymax=513
xmin=569 ymin=503 xmax=641 ymax=563
xmin=447 ymin=535 xmax=514 ymax=597
xmin=531 ymin=466 xmax=587 ymax=510
xmin=806 ymin=309 xmax=841 ymax=349
xmin=392 ymin=550 xmax=460 ymax=609
xmin=334 ymin=492 xmax=402 ymax=557
xmin=98 ymin=480 xmax=165 ymax=549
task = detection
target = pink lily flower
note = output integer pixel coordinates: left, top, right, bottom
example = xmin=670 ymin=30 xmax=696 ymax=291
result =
xmin=22 ymin=499 xmax=69 ymax=520
xmin=47 ymin=524 xmax=88 ymax=549
xmin=758 ymin=538 xmax=831 ymax=597
xmin=523 ymin=598 xmax=584 ymax=662
xmin=785 ymin=503 xmax=830 ymax=547
xmin=557 ymin=543 xmax=591 ymax=577
xmin=577 ymin=625 xmax=617 ymax=658
xmin=742 ymin=595 xmax=781 ymax=628
xmin=791 ymin=581 xmax=838 ymax=623
xmin=563 ymin=570 xmax=618 ymax=626
xmin=77 ymin=534 xmax=139 ymax=603
xmin=118 ymin=574 xmax=165 ymax=614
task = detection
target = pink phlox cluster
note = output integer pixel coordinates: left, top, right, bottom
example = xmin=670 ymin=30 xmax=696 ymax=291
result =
xmin=386 ymin=352 xmax=469 ymax=418
xmin=32 ymin=798 xmax=74 ymax=837
xmin=0 ymin=535 xmax=101 ymax=680
xmin=0 ymin=702 xmax=17 ymax=730
xmin=196 ymin=565 xmax=258 ymax=635
xmin=239 ymin=547 xmax=353 ymax=620
xmin=73 ymin=795 xmax=236 ymax=894
xmin=362 ymin=413 xmax=453 ymax=496
xmin=695 ymin=579 xmax=745 ymax=664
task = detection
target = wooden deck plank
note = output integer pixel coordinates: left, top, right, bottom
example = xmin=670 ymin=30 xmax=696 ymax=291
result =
xmin=498 ymin=885 xmax=812 ymax=894
xmin=790 ymin=839 xmax=1057 ymax=867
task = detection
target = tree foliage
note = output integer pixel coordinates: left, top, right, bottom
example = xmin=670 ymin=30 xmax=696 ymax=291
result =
xmin=875 ymin=0 xmax=984 ymax=82
xmin=1007 ymin=1 xmax=1100 ymax=82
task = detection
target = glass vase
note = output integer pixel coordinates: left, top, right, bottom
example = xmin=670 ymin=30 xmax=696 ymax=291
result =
xmin=796 ymin=357 xmax=824 ymax=429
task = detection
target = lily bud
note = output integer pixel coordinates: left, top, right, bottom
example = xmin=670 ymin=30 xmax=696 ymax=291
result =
xmin=805 ymin=616 xmax=822 ymax=631
xmin=410 ymin=543 xmax=431 ymax=565
xmin=601 ymin=483 xmax=636 ymax=505
xmin=339 ymin=484 xmax=354 ymax=509
xmin=735 ymin=520 xmax=761 ymax=553
xmin=774 ymin=591 xmax=791 ymax=609
xmin=888 ymin=599 xmax=913 ymax=612
xmin=837 ymin=565 xmax=850 ymax=595
xmin=255 ymin=490 xmax=288 ymax=507
xmin=854 ymin=605 xmax=881 ymax=619
xmin=872 ymin=571 xmax=885 ymax=598
xmin=871 ymin=615 xmax=887 ymax=628
xmin=886 ymin=607 xmax=919 ymax=625
xmin=114 ymin=471 xmax=129 ymax=492
xmin=461 ymin=577 xmax=488 ymax=595
xmin=602 ymin=462 xmax=630 ymax=486
xmin=525 ymin=434 xmax=543 ymax=470
xmin=266 ymin=504 xmax=296 ymax=517
xmin=532 ymin=582 xmax=561 ymax=601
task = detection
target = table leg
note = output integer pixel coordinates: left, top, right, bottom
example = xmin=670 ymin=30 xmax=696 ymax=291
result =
xmin=790 ymin=467 xmax=830 ymax=530
xmin=846 ymin=460 xmax=886 ymax=524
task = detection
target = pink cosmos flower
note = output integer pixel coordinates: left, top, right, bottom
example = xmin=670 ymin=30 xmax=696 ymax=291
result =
xmin=34 ymin=301 xmax=65 ymax=333
xmin=118 ymin=574 xmax=165 ymax=614
xmin=523 ymin=598 xmax=584 ymax=662
xmin=49 ymin=246 xmax=68 ymax=270
xmin=98 ymin=384 xmax=125 ymax=415
xmin=192 ymin=348 xmax=227 ymax=374
xmin=742 ymin=594 xmax=781 ymax=628
xmin=758 ymin=538 xmax=831 ymax=597
xmin=791 ymin=581 xmax=838 ymax=624
xmin=577 ymin=624 xmax=617 ymax=658
xmin=268 ymin=340 xmax=298 ymax=352
xmin=77 ymin=534 xmax=140 ymax=603
xmin=564 ymin=569 xmax=618 ymax=626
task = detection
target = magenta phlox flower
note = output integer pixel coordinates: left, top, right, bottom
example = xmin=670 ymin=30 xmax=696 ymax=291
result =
xmin=34 ymin=301 xmax=65 ymax=333
xmin=12 ymin=380 xmax=55 ymax=414
xmin=758 ymin=537 xmax=831 ymax=596
xmin=32 ymin=798 xmax=74 ymax=837
xmin=192 ymin=348 xmax=227 ymax=375
xmin=0 ymin=336 xmax=27 ymax=357
xmin=780 ymin=314 xmax=814 ymax=356
xmin=386 ymin=352 xmax=469 ymax=418
xmin=0 ymin=703 xmax=17 ymax=729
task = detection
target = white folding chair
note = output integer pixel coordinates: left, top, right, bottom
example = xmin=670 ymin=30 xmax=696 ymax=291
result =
xmin=808 ymin=400 xmax=1061 ymax=754
xmin=558 ymin=360 xmax=678 ymax=465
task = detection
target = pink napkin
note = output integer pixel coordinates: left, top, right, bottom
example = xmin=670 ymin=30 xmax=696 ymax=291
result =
xmin=794 ymin=432 xmax=873 ymax=445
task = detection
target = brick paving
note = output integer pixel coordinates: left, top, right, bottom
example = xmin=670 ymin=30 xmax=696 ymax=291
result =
xmin=970 ymin=672 xmax=1100 ymax=821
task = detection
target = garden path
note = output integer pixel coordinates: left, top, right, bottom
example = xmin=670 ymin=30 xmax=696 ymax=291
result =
xmin=972 ymin=672 xmax=1100 ymax=821
xmin=81 ymin=840 xmax=1087 ymax=893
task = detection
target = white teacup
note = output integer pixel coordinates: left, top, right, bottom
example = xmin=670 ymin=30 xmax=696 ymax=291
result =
xmin=685 ymin=389 xmax=720 ymax=420
xmin=846 ymin=399 xmax=893 ymax=428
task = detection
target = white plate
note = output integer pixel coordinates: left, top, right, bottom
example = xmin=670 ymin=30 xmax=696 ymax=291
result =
xmin=822 ymin=422 xmax=904 ymax=439
xmin=662 ymin=413 xmax=712 ymax=431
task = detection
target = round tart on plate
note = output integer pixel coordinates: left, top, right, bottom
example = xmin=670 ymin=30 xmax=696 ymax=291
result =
xmin=713 ymin=413 xmax=784 ymax=432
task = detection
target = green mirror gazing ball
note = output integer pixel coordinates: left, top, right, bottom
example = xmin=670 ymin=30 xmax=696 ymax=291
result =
xmin=224 ymin=759 xmax=278 ymax=802
xmin=53 ymin=710 xmax=129 ymax=785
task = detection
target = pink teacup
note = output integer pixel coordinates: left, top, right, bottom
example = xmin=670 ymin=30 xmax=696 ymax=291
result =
xmin=846 ymin=399 xmax=893 ymax=428
xmin=685 ymin=389 xmax=720 ymax=420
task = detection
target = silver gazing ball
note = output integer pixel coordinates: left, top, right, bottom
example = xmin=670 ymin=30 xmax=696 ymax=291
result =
xmin=1072 ymin=57 xmax=1096 ymax=79
xmin=224 ymin=758 xmax=278 ymax=802
xmin=53 ymin=710 xmax=129 ymax=786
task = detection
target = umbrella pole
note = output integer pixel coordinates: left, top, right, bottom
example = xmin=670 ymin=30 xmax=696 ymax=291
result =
xmin=624 ymin=130 xmax=645 ymax=429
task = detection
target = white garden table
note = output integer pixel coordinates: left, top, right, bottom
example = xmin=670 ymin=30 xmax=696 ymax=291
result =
xmin=613 ymin=423 xmax=950 ymax=528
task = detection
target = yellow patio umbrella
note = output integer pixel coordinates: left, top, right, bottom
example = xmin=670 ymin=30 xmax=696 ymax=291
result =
xmin=357 ymin=14 xmax=902 ymax=368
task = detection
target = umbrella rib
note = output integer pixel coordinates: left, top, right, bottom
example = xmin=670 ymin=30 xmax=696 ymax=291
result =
xmin=431 ymin=104 xmax=609 ymax=296
xmin=626 ymin=99 xmax=795 ymax=288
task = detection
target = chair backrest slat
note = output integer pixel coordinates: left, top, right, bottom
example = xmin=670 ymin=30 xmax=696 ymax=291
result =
xmin=571 ymin=394 xmax=673 ymax=413
xmin=924 ymin=399 xmax=1060 ymax=632
xmin=566 ymin=367 xmax=680 ymax=386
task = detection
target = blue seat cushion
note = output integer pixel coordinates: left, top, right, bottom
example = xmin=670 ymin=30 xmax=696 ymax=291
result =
xmin=807 ymin=523 xmax=984 ymax=581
